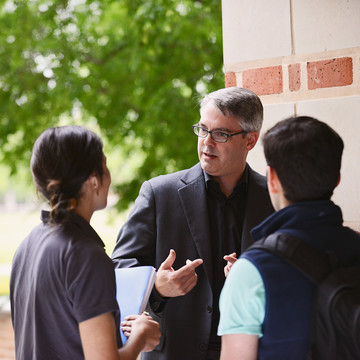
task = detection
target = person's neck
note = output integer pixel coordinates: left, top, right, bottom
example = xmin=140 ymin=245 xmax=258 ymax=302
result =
xmin=273 ymin=194 xmax=292 ymax=211
xmin=218 ymin=182 xmax=235 ymax=198
xmin=213 ymin=172 xmax=245 ymax=198
xmin=75 ymin=200 xmax=94 ymax=223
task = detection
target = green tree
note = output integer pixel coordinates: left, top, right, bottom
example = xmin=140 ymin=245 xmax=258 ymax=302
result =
xmin=0 ymin=0 xmax=223 ymax=210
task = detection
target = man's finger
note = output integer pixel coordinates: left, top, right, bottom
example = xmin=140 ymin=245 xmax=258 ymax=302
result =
xmin=159 ymin=249 xmax=176 ymax=270
xmin=223 ymin=252 xmax=237 ymax=261
xmin=224 ymin=256 xmax=237 ymax=262
xmin=182 ymin=270 xmax=201 ymax=293
xmin=177 ymin=258 xmax=203 ymax=274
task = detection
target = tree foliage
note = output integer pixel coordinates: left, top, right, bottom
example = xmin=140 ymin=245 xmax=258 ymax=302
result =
xmin=0 ymin=0 xmax=224 ymax=210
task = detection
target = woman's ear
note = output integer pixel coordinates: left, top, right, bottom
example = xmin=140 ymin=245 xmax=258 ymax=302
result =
xmin=85 ymin=174 xmax=100 ymax=194
xmin=92 ymin=175 xmax=100 ymax=195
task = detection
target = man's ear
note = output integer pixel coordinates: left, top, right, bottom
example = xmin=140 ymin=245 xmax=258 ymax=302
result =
xmin=267 ymin=166 xmax=290 ymax=211
xmin=267 ymin=166 xmax=282 ymax=194
xmin=335 ymin=172 xmax=341 ymax=188
xmin=246 ymin=131 xmax=259 ymax=151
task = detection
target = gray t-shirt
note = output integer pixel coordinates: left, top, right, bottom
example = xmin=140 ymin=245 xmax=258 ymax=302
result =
xmin=10 ymin=211 xmax=120 ymax=360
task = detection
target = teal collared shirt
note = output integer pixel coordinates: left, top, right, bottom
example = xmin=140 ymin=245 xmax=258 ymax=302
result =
xmin=218 ymin=258 xmax=265 ymax=337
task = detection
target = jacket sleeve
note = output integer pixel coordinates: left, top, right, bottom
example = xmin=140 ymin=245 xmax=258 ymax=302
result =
xmin=112 ymin=180 xmax=157 ymax=268
xmin=111 ymin=180 xmax=168 ymax=313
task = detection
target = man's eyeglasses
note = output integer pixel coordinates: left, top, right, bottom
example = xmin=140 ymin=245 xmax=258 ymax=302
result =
xmin=192 ymin=125 xmax=247 ymax=143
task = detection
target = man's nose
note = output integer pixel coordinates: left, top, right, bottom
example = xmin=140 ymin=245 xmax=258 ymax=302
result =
xmin=203 ymin=132 xmax=216 ymax=146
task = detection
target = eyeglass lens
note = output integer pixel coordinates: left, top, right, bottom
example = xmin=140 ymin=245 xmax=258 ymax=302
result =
xmin=193 ymin=126 xmax=228 ymax=142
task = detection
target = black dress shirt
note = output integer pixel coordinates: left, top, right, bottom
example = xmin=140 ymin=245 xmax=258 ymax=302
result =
xmin=204 ymin=166 xmax=248 ymax=350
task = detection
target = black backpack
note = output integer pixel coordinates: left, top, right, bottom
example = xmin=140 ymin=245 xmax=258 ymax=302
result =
xmin=249 ymin=232 xmax=360 ymax=360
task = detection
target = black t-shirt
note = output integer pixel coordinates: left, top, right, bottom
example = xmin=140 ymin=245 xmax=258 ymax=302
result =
xmin=10 ymin=211 xmax=120 ymax=360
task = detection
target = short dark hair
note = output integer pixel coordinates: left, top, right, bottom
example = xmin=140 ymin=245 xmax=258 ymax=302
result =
xmin=31 ymin=125 xmax=104 ymax=224
xmin=199 ymin=87 xmax=263 ymax=132
xmin=262 ymin=116 xmax=344 ymax=202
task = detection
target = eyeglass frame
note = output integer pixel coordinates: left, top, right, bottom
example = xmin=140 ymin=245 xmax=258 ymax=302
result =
xmin=192 ymin=124 xmax=248 ymax=143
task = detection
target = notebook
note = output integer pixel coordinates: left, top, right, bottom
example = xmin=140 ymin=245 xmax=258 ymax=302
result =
xmin=115 ymin=266 xmax=156 ymax=345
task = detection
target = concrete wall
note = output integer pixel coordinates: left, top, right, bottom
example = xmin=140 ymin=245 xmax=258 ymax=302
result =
xmin=222 ymin=0 xmax=360 ymax=229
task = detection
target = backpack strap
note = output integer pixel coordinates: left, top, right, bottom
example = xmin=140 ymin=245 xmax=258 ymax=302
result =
xmin=248 ymin=233 xmax=332 ymax=284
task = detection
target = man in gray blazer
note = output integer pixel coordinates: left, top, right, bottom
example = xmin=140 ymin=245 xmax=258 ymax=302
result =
xmin=112 ymin=87 xmax=274 ymax=360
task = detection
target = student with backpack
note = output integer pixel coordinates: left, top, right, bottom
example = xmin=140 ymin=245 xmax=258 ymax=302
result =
xmin=218 ymin=116 xmax=360 ymax=360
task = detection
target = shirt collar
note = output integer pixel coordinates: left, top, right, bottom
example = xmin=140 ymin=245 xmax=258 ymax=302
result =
xmin=250 ymin=200 xmax=342 ymax=241
xmin=203 ymin=163 xmax=249 ymax=195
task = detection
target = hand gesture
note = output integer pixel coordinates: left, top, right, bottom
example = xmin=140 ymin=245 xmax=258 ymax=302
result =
xmin=223 ymin=252 xmax=237 ymax=277
xmin=155 ymin=249 xmax=203 ymax=297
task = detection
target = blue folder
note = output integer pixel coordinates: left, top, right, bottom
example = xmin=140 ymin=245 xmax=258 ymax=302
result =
xmin=115 ymin=266 xmax=156 ymax=345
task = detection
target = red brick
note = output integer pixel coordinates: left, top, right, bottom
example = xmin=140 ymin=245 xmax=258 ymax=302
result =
xmin=243 ymin=66 xmax=283 ymax=95
xmin=288 ymin=63 xmax=301 ymax=92
xmin=307 ymin=57 xmax=353 ymax=90
xmin=225 ymin=72 xmax=236 ymax=87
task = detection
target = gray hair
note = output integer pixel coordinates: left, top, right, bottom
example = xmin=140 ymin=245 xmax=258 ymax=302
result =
xmin=199 ymin=87 xmax=263 ymax=133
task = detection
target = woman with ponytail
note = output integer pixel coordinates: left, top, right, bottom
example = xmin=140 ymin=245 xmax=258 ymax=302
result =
xmin=10 ymin=126 xmax=160 ymax=360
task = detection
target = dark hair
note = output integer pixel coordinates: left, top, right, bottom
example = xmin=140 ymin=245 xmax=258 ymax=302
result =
xmin=31 ymin=125 xmax=104 ymax=224
xmin=262 ymin=116 xmax=344 ymax=202
xmin=199 ymin=87 xmax=263 ymax=133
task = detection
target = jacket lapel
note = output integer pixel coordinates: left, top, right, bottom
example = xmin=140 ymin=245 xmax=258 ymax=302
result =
xmin=178 ymin=164 xmax=213 ymax=287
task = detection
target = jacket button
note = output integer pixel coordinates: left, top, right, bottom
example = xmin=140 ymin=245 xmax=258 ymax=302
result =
xmin=207 ymin=305 xmax=213 ymax=313
xmin=199 ymin=343 xmax=207 ymax=352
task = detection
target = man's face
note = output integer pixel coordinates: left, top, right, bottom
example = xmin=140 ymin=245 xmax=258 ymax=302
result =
xmin=197 ymin=102 xmax=258 ymax=188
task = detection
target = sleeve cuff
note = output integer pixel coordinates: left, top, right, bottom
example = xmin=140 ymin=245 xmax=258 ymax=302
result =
xmin=149 ymin=286 xmax=168 ymax=312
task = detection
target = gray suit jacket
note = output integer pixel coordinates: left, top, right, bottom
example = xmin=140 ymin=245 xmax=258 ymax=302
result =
xmin=112 ymin=163 xmax=274 ymax=360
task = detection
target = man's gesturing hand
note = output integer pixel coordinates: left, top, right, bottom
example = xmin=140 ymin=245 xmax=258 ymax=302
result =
xmin=155 ymin=249 xmax=203 ymax=298
xmin=223 ymin=252 xmax=237 ymax=277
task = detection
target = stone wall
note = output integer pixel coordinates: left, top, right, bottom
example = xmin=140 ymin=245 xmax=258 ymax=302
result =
xmin=222 ymin=0 xmax=360 ymax=226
